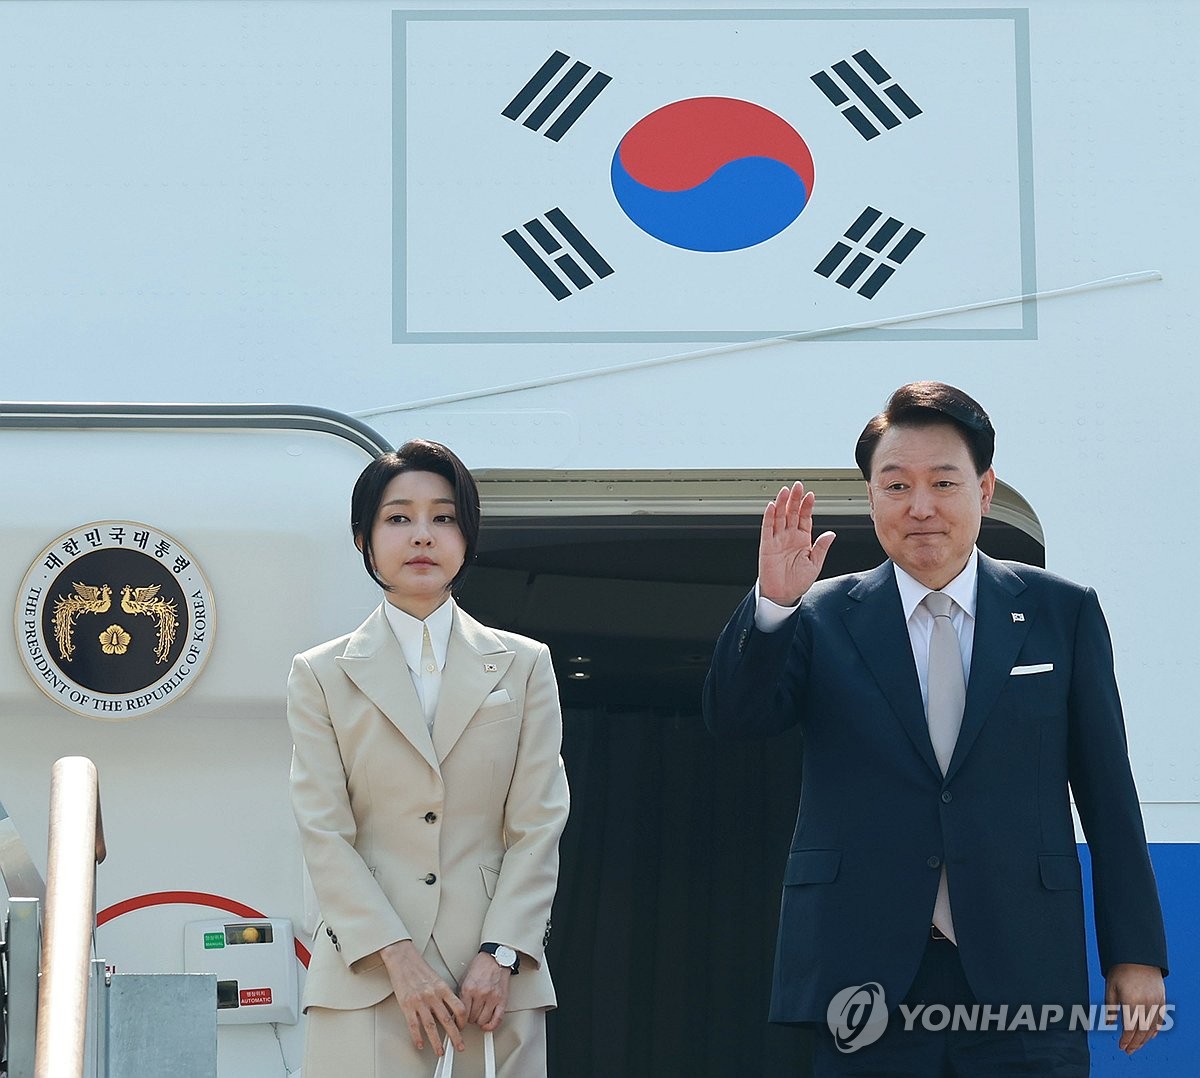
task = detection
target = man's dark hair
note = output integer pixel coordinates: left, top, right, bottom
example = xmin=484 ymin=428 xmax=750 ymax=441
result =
xmin=350 ymin=439 xmax=481 ymax=593
xmin=854 ymin=382 xmax=995 ymax=480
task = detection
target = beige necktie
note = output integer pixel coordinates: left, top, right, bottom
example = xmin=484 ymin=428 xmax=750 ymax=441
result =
xmin=923 ymin=591 xmax=965 ymax=941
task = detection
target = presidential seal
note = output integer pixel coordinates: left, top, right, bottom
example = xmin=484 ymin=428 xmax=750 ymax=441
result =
xmin=15 ymin=522 xmax=214 ymax=720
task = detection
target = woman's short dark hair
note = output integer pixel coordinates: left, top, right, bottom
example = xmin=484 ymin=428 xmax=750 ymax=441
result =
xmin=854 ymin=382 xmax=995 ymax=481
xmin=350 ymin=439 xmax=481 ymax=593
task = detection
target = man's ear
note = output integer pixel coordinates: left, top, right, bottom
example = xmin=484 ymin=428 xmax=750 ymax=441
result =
xmin=979 ymin=468 xmax=996 ymax=515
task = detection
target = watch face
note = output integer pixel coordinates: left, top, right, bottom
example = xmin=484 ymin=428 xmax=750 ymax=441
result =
xmin=494 ymin=945 xmax=517 ymax=968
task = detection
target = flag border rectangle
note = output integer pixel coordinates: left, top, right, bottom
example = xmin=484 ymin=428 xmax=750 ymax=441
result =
xmin=393 ymin=7 xmax=1036 ymax=344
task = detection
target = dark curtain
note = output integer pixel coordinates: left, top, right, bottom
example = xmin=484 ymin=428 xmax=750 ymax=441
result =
xmin=546 ymin=707 xmax=814 ymax=1077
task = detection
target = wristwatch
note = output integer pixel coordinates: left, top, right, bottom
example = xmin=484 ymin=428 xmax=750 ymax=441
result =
xmin=479 ymin=942 xmax=520 ymax=975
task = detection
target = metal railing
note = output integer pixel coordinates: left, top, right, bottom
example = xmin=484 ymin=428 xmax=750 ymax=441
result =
xmin=32 ymin=757 xmax=106 ymax=1078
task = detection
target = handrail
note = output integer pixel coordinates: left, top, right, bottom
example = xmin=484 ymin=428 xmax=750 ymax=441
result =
xmin=33 ymin=757 xmax=106 ymax=1078
xmin=0 ymin=401 xmax=393 ymax=457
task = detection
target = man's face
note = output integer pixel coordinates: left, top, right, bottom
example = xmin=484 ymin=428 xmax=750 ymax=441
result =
xmin=866 ymin=422 xmax=995 ymax=590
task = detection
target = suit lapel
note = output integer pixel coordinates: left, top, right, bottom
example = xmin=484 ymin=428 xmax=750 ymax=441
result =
xmin=945 ymin=553 xmax=1033 ymax=780
xmin=431 ymin=607 xmax=515 ymax=763
xmin=842 ymin=563 xmax=941 ymax=777
xmin=334 ymin=605 xmax=440 ymax=773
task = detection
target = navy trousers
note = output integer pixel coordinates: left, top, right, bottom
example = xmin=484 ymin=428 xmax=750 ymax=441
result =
xmin=812 ymin=935 xmax=1090 ymax=1077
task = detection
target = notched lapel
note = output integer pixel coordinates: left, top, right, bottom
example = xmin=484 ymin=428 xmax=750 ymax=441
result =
xmin=842 ymin=566 xmax=940 ymax=777
xmin=335 ymin=606 xmax=439 ymax=774
xmin=432 ymin=609 xmax=515 ymax=762
xmin=947 ymin=556 xmax=1034 ymax=780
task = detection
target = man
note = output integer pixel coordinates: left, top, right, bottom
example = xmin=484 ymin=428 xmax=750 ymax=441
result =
xmin=703 ymin=382 xmax=1167 ymax=1075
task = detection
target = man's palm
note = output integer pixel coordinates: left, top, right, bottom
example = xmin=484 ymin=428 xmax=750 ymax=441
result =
xmin=760 ymin=482 xmax=836 ymax=605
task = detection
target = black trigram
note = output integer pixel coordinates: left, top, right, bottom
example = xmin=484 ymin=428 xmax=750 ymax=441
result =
xmin=814 ymin=207 xmax=925 ymax=299
xmin=502 ymin=51 xmax=612 ymax=141
xmin=811 ymin=49 xmax=921 ymax=141
xmin=503 ymin=208 xmax=613 ymax=300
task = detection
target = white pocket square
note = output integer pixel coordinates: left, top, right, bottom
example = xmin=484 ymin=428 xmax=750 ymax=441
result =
xmin=481 ymin=688 xmax=512 ymax=707
xmin=1010 ymin=663 xmax=1053 ymax=676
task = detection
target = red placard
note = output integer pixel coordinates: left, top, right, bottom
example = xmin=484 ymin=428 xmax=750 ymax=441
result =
xmin=239 ymin=987 xmax=273 ymax=1007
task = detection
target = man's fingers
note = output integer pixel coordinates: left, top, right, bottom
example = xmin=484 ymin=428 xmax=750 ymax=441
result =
xmin=767 ymin=486 xmax=791 ymax=538
xmin=1121 ymin=1028 xmax=1151 ymax=1055
xmin=762 ymin=484 xmax=818 ymax=544
xmin=784 ymin=483 xmax=806 ymax=531
xmin=810 ymin=531 xmax=837 ymax=572
xmin=1119 ymin=1003 xmax=1163 ymax=1054
xmin=761 ymin=499 xmax=778 ymax=543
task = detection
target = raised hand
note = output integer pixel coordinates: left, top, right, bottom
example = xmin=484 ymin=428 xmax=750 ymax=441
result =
xmin=759 ymin=482 xmax=836 ymax=606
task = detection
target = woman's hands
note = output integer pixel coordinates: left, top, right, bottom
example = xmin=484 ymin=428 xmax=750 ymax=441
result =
xmin=381 ymin=940 xmax=515 ymax=1052
xmin=459 ymin=951 xmax=514 ymax=1033
xmin=382 ymin=940 xmax=467 ymax=1054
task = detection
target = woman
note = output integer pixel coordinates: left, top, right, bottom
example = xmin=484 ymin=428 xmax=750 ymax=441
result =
xmin=288 ymin=440 xmax=569 ymax=1077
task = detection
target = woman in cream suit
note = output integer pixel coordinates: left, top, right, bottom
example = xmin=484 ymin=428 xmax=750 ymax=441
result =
xmin=288 ymin=440 xmax=569 ymax=1077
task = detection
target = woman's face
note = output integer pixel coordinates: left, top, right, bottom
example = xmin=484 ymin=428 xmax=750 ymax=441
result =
xmin=365 ymin=470 xmax=466 ymax=617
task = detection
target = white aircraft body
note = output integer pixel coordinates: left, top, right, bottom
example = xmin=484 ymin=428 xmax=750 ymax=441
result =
xmin=0 ymin=2 xmax=1194 ymax=1074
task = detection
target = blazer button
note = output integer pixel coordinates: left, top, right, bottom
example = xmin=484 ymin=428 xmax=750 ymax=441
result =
xmin=941 ymin=790 xmax=953 ymax=804
xmin=424 ymin=811 xmax=438 ymax=823
xmin=738 ymin=628 xmax=749 ymax=653
xmin=424 ymin=873 xmax=437 ymax=885
xmin=927 ymin=856 xmax=941 ymax=869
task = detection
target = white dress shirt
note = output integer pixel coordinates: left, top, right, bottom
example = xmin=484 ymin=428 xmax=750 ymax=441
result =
xmin=382 ymin=596 xmax=454 ymax=728
xmin=753 ymin=549 xmax=980 ymax=710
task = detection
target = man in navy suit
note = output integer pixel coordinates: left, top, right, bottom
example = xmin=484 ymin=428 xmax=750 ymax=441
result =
xmin=704 ymin=382 xmax=1167 ymax=1075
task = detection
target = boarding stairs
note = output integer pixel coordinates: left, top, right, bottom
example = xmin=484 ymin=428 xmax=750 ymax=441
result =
xmin=0 ymin=757 xmax=216 ymax=1078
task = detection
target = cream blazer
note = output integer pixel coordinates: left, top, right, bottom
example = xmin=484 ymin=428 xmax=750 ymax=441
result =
xmin=288 ymin=601 xmax=569 ymax=1013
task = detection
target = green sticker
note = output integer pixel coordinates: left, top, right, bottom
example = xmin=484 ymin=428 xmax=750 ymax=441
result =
xmin=203 ymin=931 xmax=225 ymax=949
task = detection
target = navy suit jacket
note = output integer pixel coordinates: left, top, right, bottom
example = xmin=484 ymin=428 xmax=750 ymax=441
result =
xmin=703 ymin=553 xmax=1168 ymax=1023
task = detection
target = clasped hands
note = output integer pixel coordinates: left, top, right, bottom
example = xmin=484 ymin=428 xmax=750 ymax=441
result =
xmin=382 ymin=939 xmax=512 ymax=1056
xmin=760 ymin=482 xmax=837 ymax=606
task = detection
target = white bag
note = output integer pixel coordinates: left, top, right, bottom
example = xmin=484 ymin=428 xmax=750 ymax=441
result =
xmin=432 ymin=1030 xmax=495 ymax=1078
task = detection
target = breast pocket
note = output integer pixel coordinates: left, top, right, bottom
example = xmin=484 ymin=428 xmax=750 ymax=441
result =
xmin=1003 ymin=662 xmax=1066 ymax=717
xmin=469 ymin=687 xmax=520 ymax=729
xmin=467 ymin=705 xmax=519 ymax=731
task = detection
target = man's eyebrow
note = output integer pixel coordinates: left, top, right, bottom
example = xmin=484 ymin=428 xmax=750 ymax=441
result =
xmin=876 ymin=463 xmax=964 ymax=474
